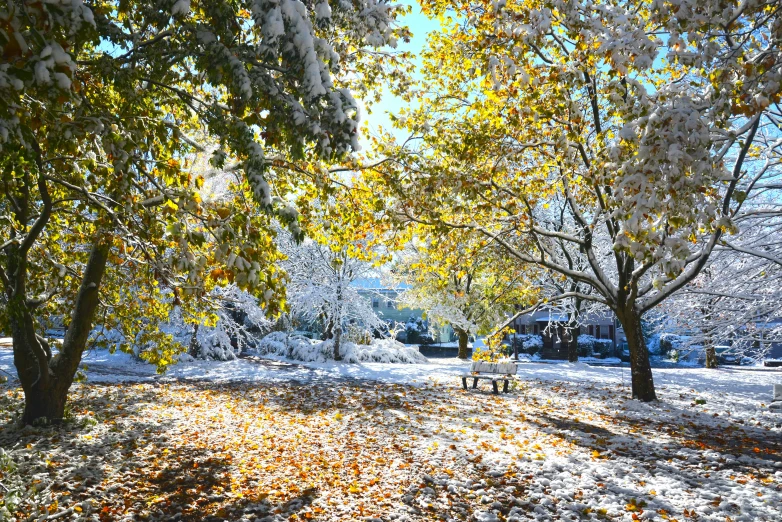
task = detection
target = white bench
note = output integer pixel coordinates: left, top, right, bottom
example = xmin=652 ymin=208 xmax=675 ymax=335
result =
xmin=771 ymin=384 xmax=782 ymax=411
xmin=461 ymin=361 xmax=517 ymax=394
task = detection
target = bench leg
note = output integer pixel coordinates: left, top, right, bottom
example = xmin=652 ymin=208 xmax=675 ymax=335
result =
xmin=503 ymin=379 xmax=509 ymax=393
xmin=473 ymin=378 xmax=479 ymax=389
xmin=492 ymin=380 xmax=499 ymax=394
xmin=462 ymin=377 xmax=468 ymax=390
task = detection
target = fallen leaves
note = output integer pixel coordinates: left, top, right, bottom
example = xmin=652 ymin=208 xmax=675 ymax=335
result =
xmin=1 ymin=372 xmax=781 ymax=521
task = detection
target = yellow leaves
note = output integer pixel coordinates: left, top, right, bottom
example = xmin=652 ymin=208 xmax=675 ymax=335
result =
xmin=625 ymin=497 xmax=647 ymax=512
xmin=591 ymin=448 xmax=610 ymax=460
xmin=161 ymin=199 xmax=179 ymax=216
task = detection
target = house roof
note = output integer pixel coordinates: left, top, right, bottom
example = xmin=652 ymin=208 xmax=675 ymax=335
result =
xmin=349 ymin=277 xmax=411 ymax=291
xmin=536 ymin=314 xmax=569 ymax=322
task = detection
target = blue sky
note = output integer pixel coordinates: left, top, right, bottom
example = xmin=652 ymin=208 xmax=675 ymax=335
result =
xmin=358 ymin=0 xmax=440 ymax=148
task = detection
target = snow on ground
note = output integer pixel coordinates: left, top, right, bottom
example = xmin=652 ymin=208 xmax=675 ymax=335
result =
xmin=2 ymin=345 xmax=781 ymax=406
xmin=2 ymin=345 xmax=781 ymax=521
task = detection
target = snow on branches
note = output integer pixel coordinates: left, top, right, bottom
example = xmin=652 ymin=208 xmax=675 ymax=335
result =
xmin=1 ymin=0 xmax=407 ymax=423
xmin=364 ymin=0 xmax=782 ymax=399
xmin=279 ymin=231 xmax=385 ymax=359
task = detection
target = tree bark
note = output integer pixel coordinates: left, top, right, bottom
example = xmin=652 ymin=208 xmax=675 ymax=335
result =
xmin=188 ymin=323 xmax=200 ymax=358
xmin=456 ymin=328 xmax=469 ymax=359
xmin=567 ymin=331 xmax=578 ymax=363
xmin=705 ymin=345 xmax=718 ymax=369
xmin=616 ymin=308 xmax=657 ymax=402
xmin=14 ymin=241 xmax=110 ymax=425
xmin=333 ymin=325 xmax=343 ymax=361
xmin=333 ymin=282 xmax=343 ymax=361
xmin=567 ymin=299 xmax=581 ymax=363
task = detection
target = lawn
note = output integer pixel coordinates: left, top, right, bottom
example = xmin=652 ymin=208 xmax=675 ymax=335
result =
xmin=1 ymin=354 xmax=781 ymax=521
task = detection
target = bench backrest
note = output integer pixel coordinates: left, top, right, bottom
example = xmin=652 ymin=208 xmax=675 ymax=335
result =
xmin=774 ymin=384 xmax=782 ymax=402
xmin=470 ymin=361 xmax=517 ymax=375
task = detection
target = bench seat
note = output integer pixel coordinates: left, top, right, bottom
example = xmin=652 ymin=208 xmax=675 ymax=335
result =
xmin=461 ymin=361 xmax=518 ymax=394
xmin=772 ymin=384 xmax=782 ymax=411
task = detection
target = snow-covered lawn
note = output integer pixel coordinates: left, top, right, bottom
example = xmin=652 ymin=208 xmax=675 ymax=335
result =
xmin=1 ymin=347 xmax=781 ymax=521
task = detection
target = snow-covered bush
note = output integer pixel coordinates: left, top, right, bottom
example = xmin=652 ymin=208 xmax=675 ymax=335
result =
xmin=253 ymin=332 xmax=427 ymax=364
xmin=401 ymin=316 xmax=435 ymax=345
xmin=255 ymin=331 xmax=329 ymax=361
xmin=175 ymin=285 xmax=273 ymax=361
xmin=88 ymin=285 xmax=273 ymax=362
xmin=577 ymin=335 xmax=614 ymax=358
xmin=646 ymin=333 xmax=662 ymax=355
xmin=341 ymin=338 xmax=428 ymax=364
xmin=594 ymin=339 xmax=613 ymax=358
xmin=344 ymin=324 xmax=373 ymax=345
xmin=507 ymin=333 xmax=543 ymax=354
xmin=577 ymin=334 xmax=596 ymax=357
xmin=659 ymin=333 xmax=688 ymax=356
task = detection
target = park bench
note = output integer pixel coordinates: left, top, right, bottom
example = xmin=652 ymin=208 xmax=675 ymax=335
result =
xmin=771 ymin=384 xmax=782 ymax=412
xmin=461 ymin=361 xmax=517 ymax=394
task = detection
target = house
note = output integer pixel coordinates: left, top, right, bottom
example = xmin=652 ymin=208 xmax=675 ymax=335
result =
xmin=350 ymin=278 xmax=452 ymax=343
xmin=350 ymin=278 xmax=416 ymax=324
xmin=509 ymin=309 xmax=624 ymax=359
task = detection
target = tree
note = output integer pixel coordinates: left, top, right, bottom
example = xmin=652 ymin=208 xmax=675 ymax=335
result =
xmin=183 ymin=284 xmax=275 ymax=360
xmin=658 ymin=222 xmax=782 ymax=366
xmin=362 ymin=0 xmax=782 ymax=400
xmin=0 ymin=0 xmax=406 ymax=424
xmin=280 ymin=230 xmax=384 ymax=360
xmin=393 ymin=231 xmax=537 ymax=359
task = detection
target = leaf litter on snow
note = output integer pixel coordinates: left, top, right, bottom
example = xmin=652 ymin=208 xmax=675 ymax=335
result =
xmin=1 ymin=370 xmax=781 ymax=521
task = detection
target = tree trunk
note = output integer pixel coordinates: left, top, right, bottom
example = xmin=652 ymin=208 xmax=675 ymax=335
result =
xmin=705 ymin=345 xmax=718 ymax=369
xmin=14 ymin=241 xmax=109 ymax=425
xmin=616 ymin=308 xmax=657 ymax=402
xmin=333 ymin=325 xmax=343 ymax=361
xmin=11 ymin=316 xmax=69 ymax=424
xmin=323 ymin=319 xmax=333 ymax=341
xmin=189 ymin=323 xmax=200 ymax=358
xmin=568 ymin=301 xmax=581 ymax=363
xmin=567 ymin=332 xmax=578 ymax=363
xmin=21 ymin=372 xmax=69 ymax=424
xmin=332 ymin=281 xmax=344 ymax=361
xmin=456 ymin=328 xmax=469 ymax=359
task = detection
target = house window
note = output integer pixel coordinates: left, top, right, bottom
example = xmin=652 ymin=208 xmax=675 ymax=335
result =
xmin=387 ymin=301 xmax=395 ymax=309
xmin=372 ymin=298 xmax=379 ymax=308
xmin=596 ymin=325 xmax=611 ymax=340
xmin=534 ymin=324 xmax=539 ymax=334
xmin=588 ymin=325 xmax=594 ymax=336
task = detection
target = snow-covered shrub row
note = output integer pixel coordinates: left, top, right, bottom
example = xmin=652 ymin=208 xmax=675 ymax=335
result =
xmin=396 ymin=316 xmax=436 ymax=344
xmin=506 ymin=333 xmax=543 ymax=354
xmin=253 ymin=332 xmax=428 ymax=364
xmin=577 ymin=335 xmax=613 ymax=357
